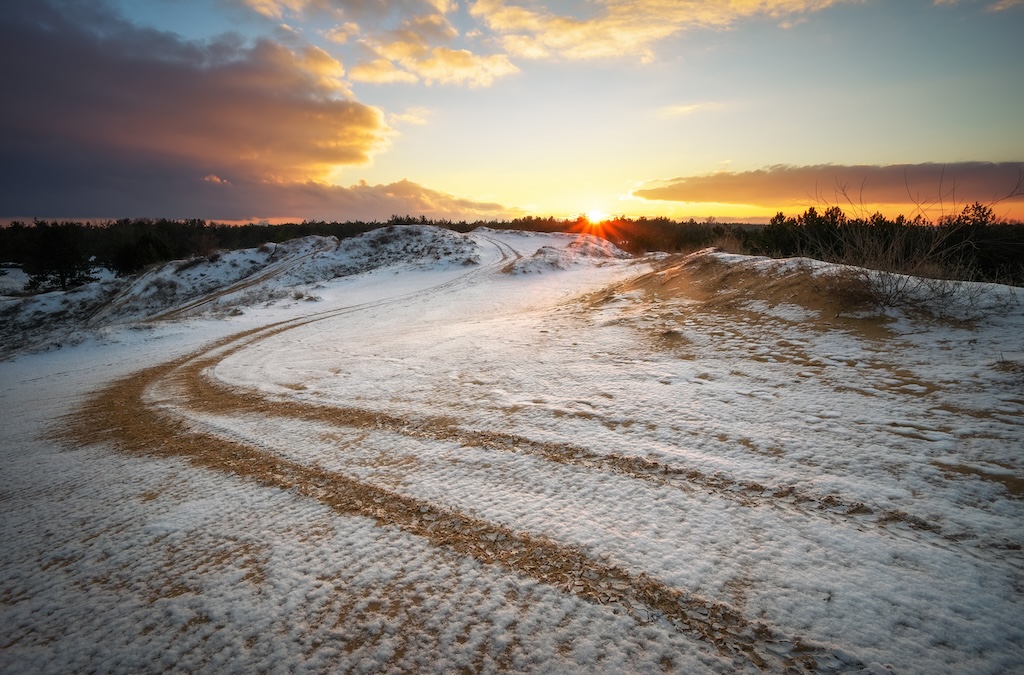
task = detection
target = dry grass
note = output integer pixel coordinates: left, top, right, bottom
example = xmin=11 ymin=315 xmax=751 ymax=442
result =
xmin=808 ymin=267 xmax=887 ymax=314
xmin=616 ymin=252 xmax=897 ymax=340
xmin=708 ymin=233 xmax=745 ymax=254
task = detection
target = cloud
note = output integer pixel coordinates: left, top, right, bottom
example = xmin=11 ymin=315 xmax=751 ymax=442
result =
xmin=633 ymin=163 xmax=1024 ymax=213
xmin=293 ymin=43 xmax=351 ymax=92
xmin=239 ymin=0 xmax=344 ymax=21
xmin=324 ymin=21 xmax=362 ymax=43
xmin=658 ymin=102 xmax=726 ymax=118
xmin=934 ymin=0 xmax=1024 ymax=9
xmin=0 ymin=0 xmax=456 ymax=220
xmin=350 ymin=57 xmax=421 ymax=83
xmin=359 ymin=13 xmax=519 ymax=86
xmin=0 ymin=0 xmax=524 ymax=221
xmin=238 ymin=0 xmax=520 ymax=88
xmin=987 ymin=0 xmax=1024 ymax=9
xmin=405 ymin=46 xmax=519 ymax=87
xmin=0 ymin=141 xmax=518 ymax=221
xmin=470 ymin=0 xmax=851 ymax=61
xmin=184 ymin=177 xmax=523 ymax=222
xmin=388 ymin=107 xmax=433 ymax=125
xmin=239 ymin=0 xmax=456 ymax=22
xmin=340 ymin=179 xmax=521 ymax=220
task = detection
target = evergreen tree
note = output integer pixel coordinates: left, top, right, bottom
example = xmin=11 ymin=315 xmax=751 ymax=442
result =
xmin=24 ymin=221 xmax=95 ymax=291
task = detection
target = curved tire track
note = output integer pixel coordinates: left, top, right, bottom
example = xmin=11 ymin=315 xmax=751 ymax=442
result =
xmin=63 ymin=331 xmax=836 ymax=673
xmin=60 ymin=239 xmax=867 ymax=673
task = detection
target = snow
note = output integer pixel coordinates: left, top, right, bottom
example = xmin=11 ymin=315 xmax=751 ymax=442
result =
xmin=0 ymin=266 xmax=30 ymax=295
xmin=2 ymin=226 xmax=1022 ymax=673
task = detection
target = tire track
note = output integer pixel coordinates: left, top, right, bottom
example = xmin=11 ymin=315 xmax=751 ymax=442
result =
xmin=62 ymin=334 xmax=831 ymax=672
xmin=148 ymin=248 xmax=329 ymax=322
xmin=58 ymin=238 xmax=869 ymax=672
xmin=182 ymin=357 xmax=993 ymax=554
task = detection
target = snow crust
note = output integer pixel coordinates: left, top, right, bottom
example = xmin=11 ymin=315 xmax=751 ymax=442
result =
xmin=2 ymin=228 xmax=1022 ymax=673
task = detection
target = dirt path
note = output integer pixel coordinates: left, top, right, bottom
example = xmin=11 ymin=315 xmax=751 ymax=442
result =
xmin=60 ymin=247 xmax=877 ymax=673
xmin=62 ymin=318 xmax=833 ymax=672
xmin=57 ymin=247 xmax=1023 ymax=673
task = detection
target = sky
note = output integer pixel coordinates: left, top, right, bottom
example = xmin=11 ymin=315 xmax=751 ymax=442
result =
xmin=1 ymin=0 xmax=1022 ymax=224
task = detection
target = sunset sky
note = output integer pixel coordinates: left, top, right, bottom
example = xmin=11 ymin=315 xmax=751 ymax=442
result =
xmin=2 ymin=0 xmax=1022 ymax=223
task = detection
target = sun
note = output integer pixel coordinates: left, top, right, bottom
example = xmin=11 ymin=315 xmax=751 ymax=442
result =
xmin=586 ymin=208 xmax=609 ymax=223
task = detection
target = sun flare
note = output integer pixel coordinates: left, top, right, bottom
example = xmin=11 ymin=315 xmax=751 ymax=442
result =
xmin=586 ymin=209 xmax=609 ymax=223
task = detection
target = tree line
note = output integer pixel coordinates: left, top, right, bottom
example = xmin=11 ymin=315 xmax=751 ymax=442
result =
xmin=0 ymin=218 xmax=386 ymax=291
xmin=1 ymin=204 xmax=1022 ymax=292
xmin=742 ymin=203 xmax=1024 ymax=285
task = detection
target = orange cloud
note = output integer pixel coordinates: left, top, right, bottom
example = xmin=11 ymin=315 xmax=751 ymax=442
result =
xmin=1 ymin=4 xmax=392 ymax=188
xmin=0 ymin=0 xmax=466 ymax=221
xmin=350 ymin=57 xmax=420 ymax=83
xmin=239 ymin=0 xmax=519 ymax=88
xmin=294 ymin=44 xmax=350 ymax=93
xmin=342 ymin=178 xmax=522 ymax=220
xmin=633 ymin=163 xmax=1024 ymax=219
xmin=408 ymin=46 xmax=519 ymax=86
xmin=471 ymin=0 xmax=851 ymax=61
xmin=324 ymin=22 xmax=361 ymax=43
xmin=241 ymin=0 xmax=461 ymax=22
xmin=362 ymin=13 xmax=519 ymax=87
xmin=187 ymin=177 xmax=521 ymax=222
xmin=240 ymin=0 xmax=343 ymax=21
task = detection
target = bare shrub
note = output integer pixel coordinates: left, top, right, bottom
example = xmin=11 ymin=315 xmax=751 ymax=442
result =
xmin=709 ymin=231 xmax=744 ymax=254
xmin=810 ymin=266 xmax=884 ymax=314
xmin=175 ymin=257 xmax=207 ymax=273
xmin=808 ymin=259 xmax=1003 ymax=319
xmin=782 ymin=204 xmax=1010 ymax=314
xmin=289 ymin=290 xmax=320 ymax=302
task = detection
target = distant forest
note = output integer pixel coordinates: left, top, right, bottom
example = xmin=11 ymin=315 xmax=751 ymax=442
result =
xmin=2 ymin=204 xmax=1023 ymax=292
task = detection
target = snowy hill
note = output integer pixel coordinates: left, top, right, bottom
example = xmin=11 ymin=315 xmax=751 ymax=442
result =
xmin=0 ymin=226 xmax=488 ymax=356
xmin=2 ymin=230 xmax=1022 ymax=674
xmin=499 ymin=232 xmax=632 ymax=274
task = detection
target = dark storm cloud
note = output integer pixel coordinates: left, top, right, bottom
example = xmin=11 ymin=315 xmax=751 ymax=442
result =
xmin=0 ymin=0 xmax=512 ymax=220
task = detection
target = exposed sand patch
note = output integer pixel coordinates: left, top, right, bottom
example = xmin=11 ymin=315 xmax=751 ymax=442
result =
xmin=934 ymin=462 xmax=1024 ymax=500
xmin=613 ymin=252 xmax=898 ymax=340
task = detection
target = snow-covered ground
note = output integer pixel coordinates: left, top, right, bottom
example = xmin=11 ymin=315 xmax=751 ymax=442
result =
xmin=2 ymin=226 xmax=1022 ymax=673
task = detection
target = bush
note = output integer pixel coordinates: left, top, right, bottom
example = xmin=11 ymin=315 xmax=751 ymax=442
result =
xmin=747 ymin=203 xmax=1024 ymax=287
